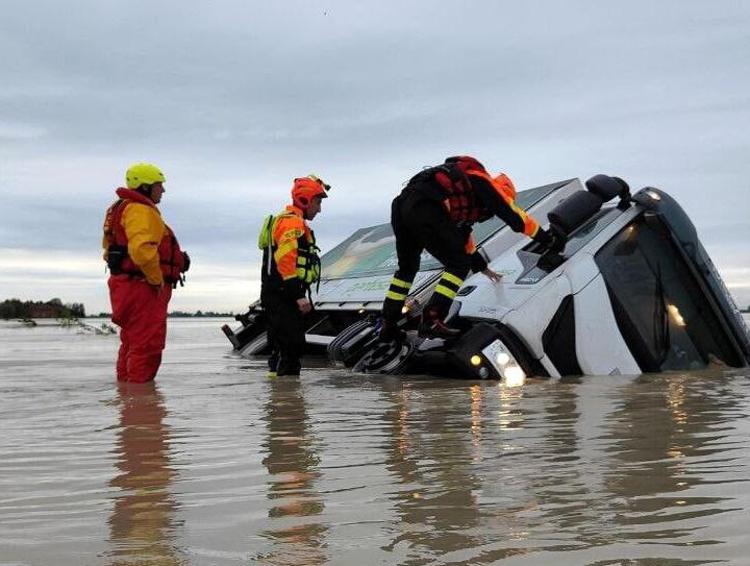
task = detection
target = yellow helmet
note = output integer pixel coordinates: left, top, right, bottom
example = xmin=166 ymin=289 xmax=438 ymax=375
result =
xmin=125 ymin=163 xmax=165 ymax=189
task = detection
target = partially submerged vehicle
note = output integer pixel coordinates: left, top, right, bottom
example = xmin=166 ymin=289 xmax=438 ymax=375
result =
xmin=223 ymin=175 xmax=750 ymax=380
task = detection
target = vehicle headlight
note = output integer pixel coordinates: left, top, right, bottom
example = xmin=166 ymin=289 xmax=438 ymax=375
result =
xmin=503 ymin=365 xmax=526 ymax=387
xmin=481 ymin=339 xmax=526 ymax=386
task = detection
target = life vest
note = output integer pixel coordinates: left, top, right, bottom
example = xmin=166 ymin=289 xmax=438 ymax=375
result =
xmin=405 ymin=156 xmax=489 ymax=225
xmin=258 ymin=208 xmax=321 ymax=292
xmin=409 ymin=156 xmax=527 ymax=229
xmin=103 ymin=188 xmax=185 ymax=284
xmin=433 ymin=167 xmax=490 ymax=225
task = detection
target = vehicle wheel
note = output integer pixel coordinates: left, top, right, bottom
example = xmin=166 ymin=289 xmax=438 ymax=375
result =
xmin=353 ymin=340 xmax=415 ymax=374
xmin=328 ymin=319 xmax=372 ymax=364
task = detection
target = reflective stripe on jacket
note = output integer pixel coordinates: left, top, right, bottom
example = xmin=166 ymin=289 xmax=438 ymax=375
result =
xmin=489 ymin=173 xmax=540 ymax=238
xmin=260 ymin=205 xmax=321 ymax=297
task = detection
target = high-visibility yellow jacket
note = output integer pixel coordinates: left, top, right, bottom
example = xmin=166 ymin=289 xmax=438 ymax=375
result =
xmin=259 ymin=205 xmax=320 ymax=299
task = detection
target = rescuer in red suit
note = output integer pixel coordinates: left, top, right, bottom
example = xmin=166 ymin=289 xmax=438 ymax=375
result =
xmin=102 ymin=163 xmax=190 ymax=382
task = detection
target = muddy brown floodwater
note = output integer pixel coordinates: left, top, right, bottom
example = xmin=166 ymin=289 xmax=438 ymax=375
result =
xmin=2 ymin=317 xmax=750 ymax=565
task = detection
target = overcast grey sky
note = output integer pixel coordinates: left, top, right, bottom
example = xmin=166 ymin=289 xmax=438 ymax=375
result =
xmin=1 ymin=0 xmax=748 ymax=314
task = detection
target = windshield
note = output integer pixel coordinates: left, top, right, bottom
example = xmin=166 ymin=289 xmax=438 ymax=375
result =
xmin=595 ymin=215 xmax=742 ymax=370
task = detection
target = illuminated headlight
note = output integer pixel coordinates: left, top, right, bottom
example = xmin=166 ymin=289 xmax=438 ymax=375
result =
xmin=470 ymin=354 xmax=482 ymax=366
xmin=503 ymin=365 xmax=526 ymax=386
xmin=481 ymin=339 xmax=526 ymax=385
xmin=496 ymin=352 xmax=510 ymax=366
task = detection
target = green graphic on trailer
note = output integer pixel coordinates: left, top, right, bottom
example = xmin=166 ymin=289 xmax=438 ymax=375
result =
xmin=320 ymin=182 xmax=563 ymax=280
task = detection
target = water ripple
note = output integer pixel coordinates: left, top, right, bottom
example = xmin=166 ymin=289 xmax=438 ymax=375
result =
xmin=2 ymin=320 xmax=750 ymax=564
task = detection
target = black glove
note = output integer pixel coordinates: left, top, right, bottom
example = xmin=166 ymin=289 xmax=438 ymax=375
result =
xmin=181 ymin=251 xmax=191 ymax=273
xmin=534 ymin=228 xmax=566 ymax=253
xmin=533 ymin=228 xmax=553 ymax=247
xmin=549 ymin=230 xmax=566 ymax=253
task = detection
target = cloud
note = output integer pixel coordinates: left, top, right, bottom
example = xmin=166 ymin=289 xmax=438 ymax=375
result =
xmin=1 ymin=0 xmax=748 ymax=314
xmin=0 ymin=122 xmax=48 ymax=140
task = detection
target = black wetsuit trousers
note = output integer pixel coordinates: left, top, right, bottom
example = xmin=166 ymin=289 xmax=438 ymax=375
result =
xmin=383 ymin=188 xmax=472 ymax=323
xmin=262 ymin=291 xmax=306 ymax=376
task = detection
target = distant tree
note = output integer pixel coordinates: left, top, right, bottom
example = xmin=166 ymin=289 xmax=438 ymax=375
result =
xmin=0 ymin=298 xmax=24 ymax=319
xmin=66 ymin=302 xmax=86 ymax=318
xmin=1 ymin=298 xmax=87 ymax=319
xmin=166 ymin=310 xmax=234 ymax=318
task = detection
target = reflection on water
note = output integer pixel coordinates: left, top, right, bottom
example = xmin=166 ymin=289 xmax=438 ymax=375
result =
xmin=381 ymin=384 xmax=486 ymax=562
xmin=378 ymin=380 xmax=590 ymax=564
xmin=107 ymin=382 xmax=183 ymax=565
xmin=2 ymin=318 xmax=750 ymax=565
xmin=256 ymin=376 xmax=327 ymax=565
xmin=599 ymin=374 xmax=744 ymax=544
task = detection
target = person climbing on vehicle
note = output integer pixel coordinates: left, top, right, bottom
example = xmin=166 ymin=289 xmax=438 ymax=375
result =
xmin=103 ymin=162 xmax=190 ymax=383
xmin=380 ymin=155 xmax=558 ymax=341
xmin=259 ymin=175 xmax=329 ymax=377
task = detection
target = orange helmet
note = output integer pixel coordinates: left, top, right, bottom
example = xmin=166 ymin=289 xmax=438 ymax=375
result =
xmin=445 ymin=155 xmax=499 ymax=187
xmin=445 ymin=155 xmax=516 ymax=200
xmin=291 ymin=174 xmax=329 ymax=210
xmin=493 ymin=173 xmax=516 ymax=200
xmin=445 ymin=155 xmax=493 ymax=184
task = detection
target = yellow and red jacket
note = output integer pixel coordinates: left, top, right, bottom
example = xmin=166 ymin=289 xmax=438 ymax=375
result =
xmin=102 ymin=188 xmax=186 ymax=286
xmin=258 ymin=205 xmax=320 ymax=299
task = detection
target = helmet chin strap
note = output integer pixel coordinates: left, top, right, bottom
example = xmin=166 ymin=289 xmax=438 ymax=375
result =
xmin=135 ymin=184 xmax=156 ymax=202
xmin=295 ymin=197 xmax=309 ymax=217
